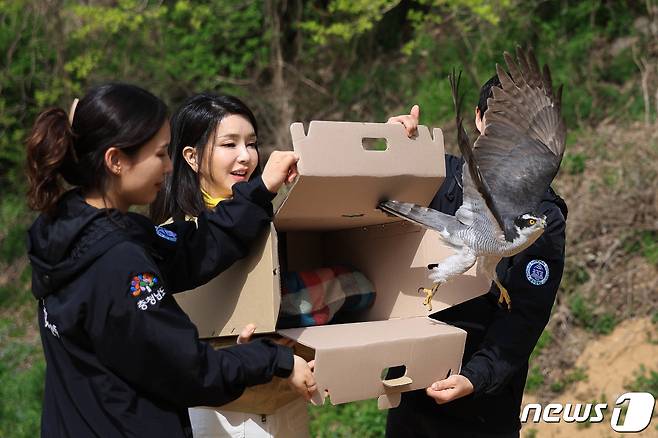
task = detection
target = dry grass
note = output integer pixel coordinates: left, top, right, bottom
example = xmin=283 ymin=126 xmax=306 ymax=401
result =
xmin=533 ymin=121 xmax=658 ymax=396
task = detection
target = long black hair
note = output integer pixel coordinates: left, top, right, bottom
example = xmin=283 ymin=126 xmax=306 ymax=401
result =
xmin=26 ymin=83 xmax=168 ymax=214
xmin=150 ymin=93 xmax=260 ymax=223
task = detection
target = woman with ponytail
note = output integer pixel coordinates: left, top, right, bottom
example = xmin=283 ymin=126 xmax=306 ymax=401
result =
xmin=25 ymin=83 xmax=315 ymax=438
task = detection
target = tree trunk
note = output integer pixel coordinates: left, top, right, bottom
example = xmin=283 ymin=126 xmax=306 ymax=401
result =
xmin=264 ymin=0 xmax=295 ymax=155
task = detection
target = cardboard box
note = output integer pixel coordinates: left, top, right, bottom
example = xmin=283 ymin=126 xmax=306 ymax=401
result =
xmin=175 ymin=121 xmax=491 ymax=410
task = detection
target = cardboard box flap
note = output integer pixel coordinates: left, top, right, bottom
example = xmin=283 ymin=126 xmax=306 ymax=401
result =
xmin=175 ymin=227 xmax=280 ymax=338
xmin=274 ymin=122 xmax=445 ymax=231
xmin=278 ymin=317 xmax=466 ymax=407
xmin=316 ymin=222 xmax=492 ymax=320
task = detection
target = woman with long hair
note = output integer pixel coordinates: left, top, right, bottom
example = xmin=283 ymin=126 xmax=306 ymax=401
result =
xmin=154 ymin=94 xmax=421 ymax=437
xmin=152 ymin=93 xmax=310 ymax=437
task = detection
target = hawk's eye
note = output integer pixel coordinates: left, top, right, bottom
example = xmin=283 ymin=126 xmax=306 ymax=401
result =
xmin=528 ymin=219 xmax=536 ymax=225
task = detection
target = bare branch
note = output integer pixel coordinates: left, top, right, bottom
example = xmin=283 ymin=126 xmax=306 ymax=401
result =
xmin=283 ymin=63 xmax=331 ymax=96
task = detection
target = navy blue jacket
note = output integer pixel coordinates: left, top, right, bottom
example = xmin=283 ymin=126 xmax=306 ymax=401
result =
xmin=387 ymin=155 xmax=567 ymax=436
xmin=28 ymin=176 xmax=294 ymax=438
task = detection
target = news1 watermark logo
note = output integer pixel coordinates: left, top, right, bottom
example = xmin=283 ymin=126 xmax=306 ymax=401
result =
xmin=521 ymin=392 xmax=656 ymax=432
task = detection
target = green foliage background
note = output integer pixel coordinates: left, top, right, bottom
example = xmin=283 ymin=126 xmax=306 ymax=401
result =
xmin=1 ymin=1 xmax=657 ymax=436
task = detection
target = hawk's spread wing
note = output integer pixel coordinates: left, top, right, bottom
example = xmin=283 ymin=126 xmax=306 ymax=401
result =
xmin=449 ymin=70 xmax=505 ymax=241
xmin=456 ymin=160 xmax=505 ymax=240
xmin=454 ymin=47 xmax=566 ymax=242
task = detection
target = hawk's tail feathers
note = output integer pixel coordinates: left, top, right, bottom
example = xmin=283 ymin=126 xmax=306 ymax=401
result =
xmin=378 ymin=200 xmax=448 ymax=234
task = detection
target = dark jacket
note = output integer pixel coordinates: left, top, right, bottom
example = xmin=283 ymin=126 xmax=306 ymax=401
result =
xmin=28 ymin=176 xmax=294 ymax=438
xmin=387 ymin=155 xmax=567 ymax=437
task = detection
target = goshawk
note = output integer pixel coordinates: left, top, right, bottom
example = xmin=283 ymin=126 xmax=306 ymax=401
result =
xmin=380 ymin=47 xmax=566 ymax=310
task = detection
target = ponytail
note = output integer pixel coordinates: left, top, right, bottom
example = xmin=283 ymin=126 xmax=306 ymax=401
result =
xmin=25 ymin=108 xmax=76 ymax=213
xmin=26 ymin=83 xmax=167 ymax=216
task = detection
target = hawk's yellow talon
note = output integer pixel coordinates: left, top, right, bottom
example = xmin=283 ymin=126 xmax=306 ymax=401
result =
xmin=496 ymin=282 xmax=512 ymax=311
xmin=418 ymin=284 xmax=441 ymax=311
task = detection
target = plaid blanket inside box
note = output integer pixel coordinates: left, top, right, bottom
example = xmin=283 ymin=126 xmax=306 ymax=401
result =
xmin=278 ymin=266 xmax=375 ymax=328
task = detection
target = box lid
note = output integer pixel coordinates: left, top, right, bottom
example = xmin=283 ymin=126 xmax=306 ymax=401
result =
xmin=278 ymin=316 xmax=466 ymax=407
xmin=274 ymin=121 xmax=445 ymax=231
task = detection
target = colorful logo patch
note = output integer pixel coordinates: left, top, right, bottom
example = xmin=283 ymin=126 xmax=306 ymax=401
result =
xmin=526 ymin=259 xmax=549 ymax=286
xmin=130 ymin=272 xmax=158 ymax=297
xmin=155 ymin=226 xmax=177 ymax=242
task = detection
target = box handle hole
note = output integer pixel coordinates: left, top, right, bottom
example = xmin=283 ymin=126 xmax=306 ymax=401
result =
xmin=362 ymin=137 xmax=389 ymax=151
xmin=381 ymin=365 xmax=412 ymax=388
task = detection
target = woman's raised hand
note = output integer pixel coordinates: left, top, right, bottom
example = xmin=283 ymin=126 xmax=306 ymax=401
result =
xmin=262 ymin=151 xmax=299 ymax=193
xmin=386 ymin=104 xmax=420 ymax=138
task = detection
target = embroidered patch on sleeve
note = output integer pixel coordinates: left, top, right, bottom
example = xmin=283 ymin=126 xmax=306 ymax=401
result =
xmin=525 ymin=259 xmax=550 ymax=286
xmin=154 ymin=225 xmax=177 ymax=242
xmin=130 ymin=272 xmax=167 ymax=310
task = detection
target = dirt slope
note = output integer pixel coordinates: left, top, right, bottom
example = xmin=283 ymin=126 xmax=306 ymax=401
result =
xmin=522 ymin=317 xmax=658 ymax=437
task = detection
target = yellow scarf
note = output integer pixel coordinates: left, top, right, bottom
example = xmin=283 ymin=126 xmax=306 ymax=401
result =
xmin=201 ymin=187 xmax=228 ymax=209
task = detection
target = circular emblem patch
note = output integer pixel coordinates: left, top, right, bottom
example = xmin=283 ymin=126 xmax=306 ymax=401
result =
xmin=526 ymin=259 xmax=549 ymax=285
xmin=155 ymin=226 xmax=177 ymax=242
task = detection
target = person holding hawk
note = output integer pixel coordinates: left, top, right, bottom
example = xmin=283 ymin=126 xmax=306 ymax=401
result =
xmin=385 ymin=48 xmax=568 ymax=438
